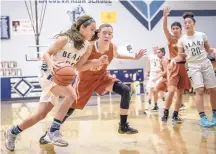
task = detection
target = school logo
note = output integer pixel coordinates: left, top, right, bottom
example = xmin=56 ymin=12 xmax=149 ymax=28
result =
xmin=119 ymin=0 xmax=216 ymax=31
xmin=67 ymin=5 xmax=85 ymax=22
xmin=119 ymin=0 xmax=165 ymax=31
xmin=126 ymin=44 xmax=133 ymax=53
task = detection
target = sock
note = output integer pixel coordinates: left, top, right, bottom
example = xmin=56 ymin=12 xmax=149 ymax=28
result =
xmin=199 ymin=112 xmax=206 ymax=118
xmin=164 ymin=109 xmax=169 ymax=116
xmin=173 ymin=111 xmax=179 ymax=118
xmin=212 ymin=109 xmax=216 ymax=114
xmin=11 ymin=125 xmax=22 ymax=135
xmin=120 ymin=115 xmax=128 ymax=125
xmin=50 ymin=118 xmax=62 ymax=132
xmin=62 ymin=108 xmax=75 ymax=123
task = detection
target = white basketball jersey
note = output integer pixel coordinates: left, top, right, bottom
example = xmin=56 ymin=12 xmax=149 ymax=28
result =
xmin=52 ymin=39 xmax=89 ymax=66
xmin=178 ymin=31 xmax=208 ymax=63
xmin=41 ymin=39 xmax=89 ymax=72
xmin=149 ymin=54 xmax=161 ymax=72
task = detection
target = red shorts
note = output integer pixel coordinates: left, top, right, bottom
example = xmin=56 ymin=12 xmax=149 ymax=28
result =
xmin=71 ymin=74 xmax=119 ymax=109
xmin=167 ymin=62 xmax=191 ymax=90
xmin=156 ymin=77 xmax=167 ymax=92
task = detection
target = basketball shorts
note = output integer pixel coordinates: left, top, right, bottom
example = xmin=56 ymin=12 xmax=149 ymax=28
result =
xmin=167 ymin=62 xmax=191 ymax=90
xmin=38 ymin=70 xmax=59 ymax=105
xmin=187 ymin=59 xmax=216 ymax=89
xmin=156 ymin=77 xmax=167 ymax=92
xmin=148 ymin=71 xmax=159 ymax=88
xmin=71 ymin=74 xmax=119 ymax=109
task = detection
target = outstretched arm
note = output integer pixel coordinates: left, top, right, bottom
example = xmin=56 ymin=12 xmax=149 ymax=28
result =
xmin=113 ymin=44 xmax=146 ymax=60
xmin=163 ymin=6 xmax=173 ymax=42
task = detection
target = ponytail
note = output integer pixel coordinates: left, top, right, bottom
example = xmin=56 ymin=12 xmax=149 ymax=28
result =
xmin=54 ymin=15 xmax=95 ymax=50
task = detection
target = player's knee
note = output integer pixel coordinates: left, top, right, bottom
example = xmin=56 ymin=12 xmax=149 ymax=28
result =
xmin=168 ymin=86 xmax=176 ymax=94
xmin=113 ymin=82 xmax=131 ymax=109
xmin=195 ymin=87 xmax=205 ymax=95
xmin=120 ymin=88 xmax=131 ymax=109
xmin=66 ymin=94 xmax=76 ymax=103
xmin=64 ymin=90 xmax=76 ymax=102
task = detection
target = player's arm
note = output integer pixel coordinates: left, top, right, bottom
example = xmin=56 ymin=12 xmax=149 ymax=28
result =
xmin=145 ymin=57 xmax=150 ymax=78
xmin=113 ymin=44 xmax=146 ymax=60
xmin=163 ymin=6 xmax=173 ymax=42
xmin=43 ymin=36 xmax=68 ymax=72
xmin=161 ymin=58 xmax=169 ymax=76
xmin=173 ymin=37 xmax=187 ymax=63
xmin=74 ymin=45 xmax=107 ymax=72
xmin=74 ymin=45 xmax=98 ymax=71
xmin=204 ymin=41 xmax=216 ymax=54
xmin=201 ymin=32 xmax=216 ymax=55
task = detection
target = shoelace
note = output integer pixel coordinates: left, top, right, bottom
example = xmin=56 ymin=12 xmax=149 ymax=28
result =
xmin=53 ymin=131 xmax=64 ymax=141
xmin=8 ymin=134 xmax=16 ymax=146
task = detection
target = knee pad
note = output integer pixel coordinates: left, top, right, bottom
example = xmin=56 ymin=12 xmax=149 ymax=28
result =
xmin=113 ymin=82 xmax=131 ymax=109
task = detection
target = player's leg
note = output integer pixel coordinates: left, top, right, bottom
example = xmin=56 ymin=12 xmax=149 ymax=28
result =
xmin=39 ymin=79 xmax=94 ymax=144
xmin=188 ymin=62 xmax=215 ymax=127
xmin=43 ymin=85 xmax=77 ymax=147
xmin=161 ymin=64 xmax=178 ymax=122
xmin=202 ymin=60 xmax=216 ymax=125
xmin=5 ymin=102 xmax=54 ymax=151
xmin=172 ymin=88 xmax=184 ymax=123
xmin=100 ymin=78 xmax=138 ymax=134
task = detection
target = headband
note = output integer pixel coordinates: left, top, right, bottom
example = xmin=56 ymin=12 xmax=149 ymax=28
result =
xmin=76 ymin=18 xmax=95 ymax=30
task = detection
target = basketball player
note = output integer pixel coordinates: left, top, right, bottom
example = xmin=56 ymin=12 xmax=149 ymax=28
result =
xmin=5 ymin=15 xmax=108 ymax=151
xmin=149 ymin=48 xmax=169 ymax=112
xmin=161 ymin=7 xmax=191 ymax=123
xmin=146 ymin=46 xmax=162 ymax=111
xmin=39 ymin=23 xmax=146 ymax=144
xmin=175 ymin=12 xmax=216 ymax=127
xmin=156 ymin=48 xmax=168 ymax=98
xmin=155 ymin=48 xmax=169 ymax=98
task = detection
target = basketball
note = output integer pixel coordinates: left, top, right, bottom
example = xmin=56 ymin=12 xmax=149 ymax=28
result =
xmin=52 ymin=63 xmax=76 ymax=86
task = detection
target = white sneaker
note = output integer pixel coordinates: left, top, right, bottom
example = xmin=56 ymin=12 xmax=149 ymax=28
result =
xmin=44 ymin=130 xmax=68 ymax=147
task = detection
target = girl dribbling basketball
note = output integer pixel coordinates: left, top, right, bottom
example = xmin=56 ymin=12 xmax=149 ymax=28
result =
xmin=5 ymin=15 xmax=108 ymax=151
xmin=38 ymin=24 xmax=146 ymax=144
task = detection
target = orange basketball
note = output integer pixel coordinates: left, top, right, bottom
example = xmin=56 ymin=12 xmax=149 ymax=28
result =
xmin=52 ymin=63 xmax=76 ymax=86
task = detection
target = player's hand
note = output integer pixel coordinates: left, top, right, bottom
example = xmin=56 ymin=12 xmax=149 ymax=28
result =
xmin=135 ymin=49 xmax=147 ymax=60
xmin=163 ymin=6 xmax=170 ymax=17
xmin=50 ymin=61 xmax=62 ymax=75
xmin=98 ymin=55 xmax=109 ymax=65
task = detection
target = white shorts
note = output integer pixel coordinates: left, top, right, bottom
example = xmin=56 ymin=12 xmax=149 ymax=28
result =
xmin=187 ymin=59 xmax=216 ymax=89
xmin=38 ymin=70 xmax=59 ymax=105
xmin=148 ymin=71 xmax=159 ymax=88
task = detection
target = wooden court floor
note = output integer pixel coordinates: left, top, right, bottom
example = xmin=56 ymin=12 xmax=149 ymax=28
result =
xmin=1 ymin=94 xmax=216 ymax=154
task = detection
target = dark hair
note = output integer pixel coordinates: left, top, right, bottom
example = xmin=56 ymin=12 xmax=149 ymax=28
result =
xmin=55 ymin=15 xmax=95 ymax=50
xmin=171 ymin=22 xmax=182 ymax=29
xmin=159 ymin=47 xmax=166 ymax=55
xmin=90 ymin=23 xmax=113 ymax=41
xmin=183 ymin=12 xmax=196 ymax=23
